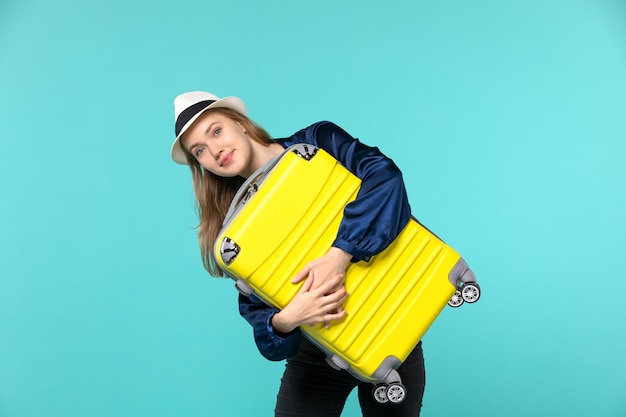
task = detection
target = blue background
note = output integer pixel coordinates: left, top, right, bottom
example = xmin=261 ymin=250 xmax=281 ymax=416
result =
xmin=1 ymin=1 xmax=625 ymax=416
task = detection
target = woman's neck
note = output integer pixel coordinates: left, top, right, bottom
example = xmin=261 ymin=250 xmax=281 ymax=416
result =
xmin=244 ymin=142 xmax=285 ymax=178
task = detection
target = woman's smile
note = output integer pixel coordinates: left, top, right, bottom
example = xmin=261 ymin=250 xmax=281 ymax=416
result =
xmin=219 ymin=150 xmax=234 ymax=167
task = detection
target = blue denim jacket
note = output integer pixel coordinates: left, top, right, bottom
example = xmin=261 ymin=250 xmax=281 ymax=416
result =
xmin=239 ymin=121 xmax=411 ymax=361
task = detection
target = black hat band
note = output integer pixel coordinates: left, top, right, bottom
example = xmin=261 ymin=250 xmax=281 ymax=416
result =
xmin=175 ymin=100 xmax=216 ymax=137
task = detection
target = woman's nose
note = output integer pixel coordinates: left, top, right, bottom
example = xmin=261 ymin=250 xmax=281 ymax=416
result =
xmin=206 ymin=142 xmax=221 ymax=159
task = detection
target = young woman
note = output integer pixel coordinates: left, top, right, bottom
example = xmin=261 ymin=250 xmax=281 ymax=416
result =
xmin=171 ymin=91 xmax=426 ymax=417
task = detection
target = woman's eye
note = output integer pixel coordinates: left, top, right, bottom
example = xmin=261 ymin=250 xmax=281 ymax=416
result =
xmin=195 ymin=147 xmax=204 ymax=157
xmin=213 ymin=128 xmax=221 ymax=137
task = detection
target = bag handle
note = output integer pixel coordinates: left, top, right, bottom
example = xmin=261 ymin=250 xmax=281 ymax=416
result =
xmin=221 ymin=144 xmax=319 ymax=226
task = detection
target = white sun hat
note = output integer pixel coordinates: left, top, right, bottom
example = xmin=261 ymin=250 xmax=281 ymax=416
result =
xmin=171 ymin=91 xmax=247 ymax=164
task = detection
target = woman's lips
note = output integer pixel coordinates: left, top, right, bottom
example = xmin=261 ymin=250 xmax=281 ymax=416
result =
xmin=220 ymin=151 xmax=234 ymax=167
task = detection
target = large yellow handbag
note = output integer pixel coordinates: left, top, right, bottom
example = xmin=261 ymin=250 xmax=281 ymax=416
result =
xmin=214 ymin=144 xmax=479 ymax=404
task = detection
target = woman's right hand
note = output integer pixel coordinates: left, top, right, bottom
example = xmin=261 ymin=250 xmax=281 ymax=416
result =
xmin=271 ymin=272 xmax=348 ymax=334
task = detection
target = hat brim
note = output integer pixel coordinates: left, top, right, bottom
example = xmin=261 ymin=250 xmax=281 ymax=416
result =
xmin=171 ymin=96 xmax=247 ymax=165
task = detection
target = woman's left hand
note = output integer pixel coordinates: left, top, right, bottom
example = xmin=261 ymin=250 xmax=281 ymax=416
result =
xmin=291 ymin=247 xmax=352 ymax=294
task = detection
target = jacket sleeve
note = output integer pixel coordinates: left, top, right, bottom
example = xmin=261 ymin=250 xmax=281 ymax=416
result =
xmin=238 ymin=293 xmax=301 ymax=361
xmin=284 ymin=121 xmax=412 ymax=261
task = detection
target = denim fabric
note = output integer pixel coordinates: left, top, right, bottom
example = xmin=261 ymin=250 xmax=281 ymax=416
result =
xmin=274 ymin=338 xmax=425 ymax=417
xmin=239 ymin=294 xmax=301 ymax=361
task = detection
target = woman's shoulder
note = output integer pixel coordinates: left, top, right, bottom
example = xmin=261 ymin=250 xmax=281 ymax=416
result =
xmin=274 ymin=121 xmax=346 ymax=146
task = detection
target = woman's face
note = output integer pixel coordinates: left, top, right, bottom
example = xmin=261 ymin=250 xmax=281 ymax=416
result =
xmin=181 ymin=111 xmax=255 ymax=178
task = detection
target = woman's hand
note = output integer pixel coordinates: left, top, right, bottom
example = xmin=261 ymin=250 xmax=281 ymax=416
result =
xmin=276 ymin=247 xmax=352 ymax=331
xmin=271 ymin=272 xmax=348 ymax=334
xmin=291 ymin=247 xmax=352 ymax=292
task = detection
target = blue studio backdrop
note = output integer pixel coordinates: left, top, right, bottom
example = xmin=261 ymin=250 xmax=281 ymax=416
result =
xmin=1 ymin=1 xmax=625 ymax=416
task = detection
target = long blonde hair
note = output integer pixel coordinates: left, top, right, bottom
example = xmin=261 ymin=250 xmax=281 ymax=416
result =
xmin=181 ymin=107 xmax=273 ymax=277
